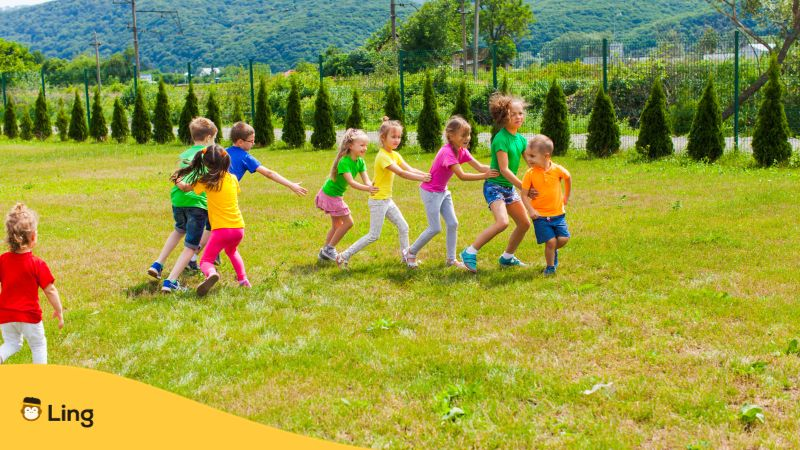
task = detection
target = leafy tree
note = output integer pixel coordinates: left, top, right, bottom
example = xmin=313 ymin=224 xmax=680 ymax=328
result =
xmin=3 ymin=97 xmax=17 ymax=139
xmin=111 ymin=98 xmax=129 ymax=143
xmin=451 ymin=78 xmax=479 ymax=151
xmin=586 ymin=87 xmax=621 ymax=158
xmin=231 ymin=97 xmax=244 ymax=124
xmin=697 ymin=27 xmax=719 ymax=54
xmin=19 ymin=106 xmax=33 ymax=140
xmin=399 ymin=0 xmax=461 ymax=70
xmin=383 ymin=83 xmax=407 ymax=147
xmin=254 ymin=78 xmax=274 ymax=147
xmin=480 ymin=0 xmax=536 ymax=65
xmin=311 ymin=81 xmax=336 ymax=149
xmin=540 ymin=79 xmax=570 ymax=156
xmin=282 ymin=79 xmax=305 ymax=147
xmin=346 ymin=89 xmax=364 ymax=130
xmin=0 ymin=38 xmax=37 ymax=72
xmin=178 ymin=81 xmax=199 ymax=145
xmin=752 ymin=56 xmax=792 ymax=166
xmin=131 ymin=87 xmax=151 ymax=144
xmin=205 ymin=90 xmax=222 ymax=142
xmin=686 ymin=77 xmax=725 ymax=162
xmin=32 ymin=89 xmax=51 ymax=140
xmin=55 ymin=98 xmax=69 ymax=141
xmin=68 ymin=91 xmax=88 ymax=141
xmin=152 ymin=80 xmax=173 ymax=143
xmin=89 ymin=87 xmax=108 ymax=142
xmin=417 ymin=74 xmax=442 ymax=152
xmin=635 ymin=78 xmax=673 ymax=159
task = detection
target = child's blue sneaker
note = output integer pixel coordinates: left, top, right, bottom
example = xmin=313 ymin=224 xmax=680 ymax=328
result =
xmin=161 ymin=279 xmax=188 ymax=293
xmin=147 ymin=262 xmax=162 ymax=279
xmin=186 ymin=260 xmax=199 ymax=272
xmin=460 ymin=248 xmax=477 ymax=273
xmin=499 ymin=255 xmax=527 ymax=267
xmin=543 ymin=266 xmax=556 ymax=276
xmin=214 ymin=255 xmax=222 ymax=266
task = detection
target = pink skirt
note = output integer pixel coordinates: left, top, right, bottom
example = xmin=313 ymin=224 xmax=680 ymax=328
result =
xmin=315 ymin=190 xmax=351 ymax=217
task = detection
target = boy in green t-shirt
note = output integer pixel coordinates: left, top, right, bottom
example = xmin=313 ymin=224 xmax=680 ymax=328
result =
xmin=147 ymin=117 xmax=217 ymax=293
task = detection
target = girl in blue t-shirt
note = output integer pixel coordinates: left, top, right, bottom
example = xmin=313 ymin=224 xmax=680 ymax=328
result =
xmin=315 ymin=128 xmax=378 ymax=262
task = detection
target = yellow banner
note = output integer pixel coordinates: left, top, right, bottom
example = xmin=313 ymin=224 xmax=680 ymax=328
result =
xmin=0 ymin=365 xmax=361 ymax=449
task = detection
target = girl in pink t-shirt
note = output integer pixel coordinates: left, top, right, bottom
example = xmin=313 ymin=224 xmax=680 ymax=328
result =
xmin=405 ymin=116 xmax=498 ymax=269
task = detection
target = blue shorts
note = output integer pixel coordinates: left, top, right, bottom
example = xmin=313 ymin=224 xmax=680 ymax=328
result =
xmin=172 ymin=206 xmax=209 ymax=250
xmin=532 ymin=214 xmax=570 ymax=244
xmin=483 ymin=181 xmax=521 ymax=208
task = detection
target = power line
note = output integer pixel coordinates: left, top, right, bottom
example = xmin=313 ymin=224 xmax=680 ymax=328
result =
xmin=113 ymin=0 xmax=182 ymax=77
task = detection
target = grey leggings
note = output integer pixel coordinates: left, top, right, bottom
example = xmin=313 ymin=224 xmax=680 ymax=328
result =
xmin=341 ymin=198 xmax=409 ymax=259
xmin=409 ymin=188 xmax=459 ymax=261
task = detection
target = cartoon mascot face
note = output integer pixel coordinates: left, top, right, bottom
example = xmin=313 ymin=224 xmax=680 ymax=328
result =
xmin=22 ymin=397 xmax=42 ymax=421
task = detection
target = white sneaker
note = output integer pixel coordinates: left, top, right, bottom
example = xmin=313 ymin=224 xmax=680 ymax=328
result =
xmin=319 ymin=246 xmax=338 ymax=262
xmin=402 ymin=248 xmax=418 ymax=268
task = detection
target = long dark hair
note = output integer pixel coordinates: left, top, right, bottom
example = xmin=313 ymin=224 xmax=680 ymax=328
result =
xmin=170 ymin=144 xmax=231 ymax=191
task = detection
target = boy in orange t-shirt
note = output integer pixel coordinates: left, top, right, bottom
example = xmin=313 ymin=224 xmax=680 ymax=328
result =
xmin=521 ymin=135 xmax=572 ymax=275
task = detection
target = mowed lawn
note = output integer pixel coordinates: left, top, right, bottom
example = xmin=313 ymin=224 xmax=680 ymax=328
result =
xmin=2 ymin=141 xmax=800 ymax=448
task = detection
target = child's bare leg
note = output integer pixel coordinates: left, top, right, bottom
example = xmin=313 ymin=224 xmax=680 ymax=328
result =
xmin=165 ymin=247 xmax=197 ymax=281
xmin=329 ymin=215 xmax=354 ymax=248
xmin=155 ymin=230 xmax=184 ymax=265
xmin=544 ymin=238 xmax=557 ymax=266
xmin=504 ymin=201 xmax=531 ymax=254
xmin=556 ymin=236 xmax=570 ymax=249
xmin=471 ymin=201 xmax=509 ymax=250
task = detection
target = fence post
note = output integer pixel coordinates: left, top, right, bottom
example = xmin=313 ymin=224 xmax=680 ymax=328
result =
xmin=84 ymin=69 xmax=91 ymax=123
xmin=318 ymin=54 xmax=323 ymax=86
xmin=133 ymin=64 xmax=138 ymax=97
xmin=399 ymin=50 xmax=406 ymax=115
xmin=40 ymin=66 xmax=46 ymax=98
xmin=734 ymin=30 xmax=740 ymax=151
xmin=1 ymin=73 xmax=6 ymax=108
xmin=492 ymin=44 xmax=498 ymax=90
xmin=187 ymin=62 xmax=192 ymax=85
xmin=602 ymin=38 xmax=609 ymax=92
xmin=249 ymin=58 xmax=255 ymax=123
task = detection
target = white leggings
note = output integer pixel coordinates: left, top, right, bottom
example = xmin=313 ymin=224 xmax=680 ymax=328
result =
xmin=409 ymin=188 xmax=459 ymax=261
xmin=341 ymin=198 xmax=409 ymax=259
xmin=0 ymin=321 xmax=47 ymax=364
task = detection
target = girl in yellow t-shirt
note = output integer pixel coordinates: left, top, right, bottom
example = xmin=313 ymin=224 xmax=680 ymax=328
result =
xmin=336 ymin=117 xmax=431 ymax=269
xmin=172 ymin=145 xmax=248 ymax=296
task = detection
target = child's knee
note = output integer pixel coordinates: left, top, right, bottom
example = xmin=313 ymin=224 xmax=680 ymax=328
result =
xmin=342 ymin=216 xmax=354 ymax=228
xmin=495 ymin=218 xmax=509 ymax=231
xmin=557 ymin=236 xmax=569 ymax=247
xmin=546 ymin=238 xmax=557 ymax=248
xmin=428 ymin=222 xmax=442 ymax=235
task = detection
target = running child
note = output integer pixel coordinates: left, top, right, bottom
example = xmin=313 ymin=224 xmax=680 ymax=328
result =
xmin=315 ymin=128 xmax=378 ymax=262
xmin=173 ymin=145 xmax=248 ymax=296
xmin=521 ymin=135 xmax=572 ymax=275
xmin=0 ymin=203 xmax=64 ymax=364
xmin=336 ymin=118 xmax=431 ymax=269
xmin=405 ymin=116 xmax=498 ymax=269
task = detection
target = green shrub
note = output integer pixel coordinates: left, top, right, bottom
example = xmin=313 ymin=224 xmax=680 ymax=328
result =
xmin=206 ymin=90 xmax=222 ymax=143
xmin=753 ymin=56 xmax=792 ymax=167
xmin=451 ymin=78 xmax=479 ymax=152
xmin=55 ymin=99 xmax=69 ymax=141
xmin=686 ymin=77 xmax=724 ymax=162
xmin=417 ymin=74 xmax=442 ymax=153
xmin=254 ymin=78 xmax=274 ymax=147
xmin=282 ymin=79 xmax=305 ymax=147
xmin=540 ymin=79 xmax=570 ymax=156
xmin=636 ymin=78 xmax=673 ymax=159
xmin=32 ymin=90 xmax=51 ymax=140
xmin=4 ymin=97 xmax=17 ymax=139
xmin=68 ymin=91 xmax=88 ymax=142
xmin=345 ymin=89 xmax=364 ymax=130
xmin=89 ymin=87 xmax=108 ymax=142
xmin=586 ymin=87 xmax=621 ymax=158
xmin=311 ymin=81 xmax=336 ymax=149
xmin=384 ymin=83 xmax=407 ymax=147
xmin=178 ymin=82 xmax=199 ymax=145
xmin=152 ymin=80 xmax=173 ymax=144
xmin=131 ymin=87 xmax=151 ymax=144
xmin=111 ymin=98 xmax=129 ymax=143
xmin=19 ymin=106 xmax=33 ymax=140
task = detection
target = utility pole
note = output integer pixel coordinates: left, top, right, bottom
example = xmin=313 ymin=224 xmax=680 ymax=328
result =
xmin=93 ymin=31 xmax=102 ymax=87
xmin=391 ymin=0 xmax=397 ymax=44
xmin=115 ymin=0 xmax=182 ymax=78
xmin=131 ymin=0 xmax=140 ymax=76
xmin=473 ymin=0 xmax=480 ymax=80
xmin=460 ymin=0 xmax=467 ymax=74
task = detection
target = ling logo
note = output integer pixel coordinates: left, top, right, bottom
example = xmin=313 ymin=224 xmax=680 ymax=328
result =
xmin=22 ymin=397 xmax=42 ymax=421
xmin=20 ymin=397 xmax=94 ymax=428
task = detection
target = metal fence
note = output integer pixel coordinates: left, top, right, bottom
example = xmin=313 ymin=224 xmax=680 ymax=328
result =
xmin=1 ymin=30 xmax=798 ymax=152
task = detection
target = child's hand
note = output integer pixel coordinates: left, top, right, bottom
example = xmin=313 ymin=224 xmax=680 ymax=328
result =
xmin=485 ymin=169 xmax=500 ymax=178
xmin=53 ymin=310 xmax=64 ymax=329
xmin=527 ymin=187 xmax=539 ymax=199
xmin=529 ymin=209 xmax=541 ymax=220
xmin=368 ymin=185 xmax=379 ymax=194
xmin=291 ymin=183 xmax=308 ymax=196
xmin=421 ymin=173 xmax=432 ymax=183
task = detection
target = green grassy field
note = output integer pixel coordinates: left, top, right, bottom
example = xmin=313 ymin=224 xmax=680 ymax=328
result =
xmin=2 ymin=141 xmax=799 ymax=448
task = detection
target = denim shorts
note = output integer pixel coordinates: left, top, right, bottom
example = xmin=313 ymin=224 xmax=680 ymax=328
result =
xmin=532 ymin=214 xmax=570 ymax=244
xmin=172 ymin=206 xmax=209 ymax=249
xmin=483 ymin=181 xmax=521 ymax=208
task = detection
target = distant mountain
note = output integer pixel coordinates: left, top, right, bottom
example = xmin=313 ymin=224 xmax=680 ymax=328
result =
xmin=0 ymin=0 xmax=728 ymax=72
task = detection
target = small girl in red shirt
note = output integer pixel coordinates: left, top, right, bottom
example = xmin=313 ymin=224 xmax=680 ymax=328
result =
xmin=0 ymin=203 xmax=63 ymax=364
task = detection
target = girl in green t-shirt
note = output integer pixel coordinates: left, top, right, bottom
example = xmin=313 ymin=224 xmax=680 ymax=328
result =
xmin=315 ymin=129 xmax=378 ymax=262
xmin=460 ymin=94 xmax=532 ymax=272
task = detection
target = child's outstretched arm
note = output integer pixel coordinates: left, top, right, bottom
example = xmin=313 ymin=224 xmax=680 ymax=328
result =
xmin=386 ymin=164 xmax=431 ymax=182
xmin=398 ymin=160 xmax=429 ymax=176
xmin=452 ymin=162 xmax=499 ymax=181
xmin=467 ymin=159 xmax=494 ymax=174
xmin=175 ymin=178 xmax=193 ymax=192
xmin=42 ymin=283 xmax=64 ymax=329
xmin=345 ymin=172 xmax=379 ymax=194
xmin=256 ymin=166 xmax=308 ymax=196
